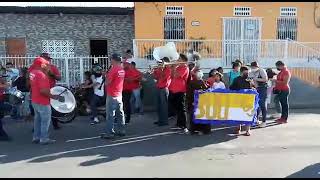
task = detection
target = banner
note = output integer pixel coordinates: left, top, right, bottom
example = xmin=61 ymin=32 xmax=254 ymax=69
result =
xmin=193 ymin=88 xmax=260 ymax=125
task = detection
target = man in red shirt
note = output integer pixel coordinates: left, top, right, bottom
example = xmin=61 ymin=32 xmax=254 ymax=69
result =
xmin=130 ymin=62 xmax=143 ymax=115
xmin=29 ymin=57 xmax=64 ymax=145
xmin=168 ymin=54 xmax=190 ymax=132
xmin=122 ymin=59 xmax=136 ymax=124
xmin=40 ymin=53 xmax=62 ymax=130
xmin=152 ymin=57 xmax=172 ymax=126
xmin=274 ymin=61 xmax=291 ymax=124
xmin=101 ymin=53 xmax=126 ymax=139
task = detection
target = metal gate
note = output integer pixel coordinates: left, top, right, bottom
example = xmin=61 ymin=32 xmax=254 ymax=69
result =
xmin=223 ymin=17 xmax=262 ymax=66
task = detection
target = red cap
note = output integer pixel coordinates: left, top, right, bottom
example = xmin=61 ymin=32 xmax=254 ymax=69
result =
xmin=33 ymin=57 xmax=50 ymax=68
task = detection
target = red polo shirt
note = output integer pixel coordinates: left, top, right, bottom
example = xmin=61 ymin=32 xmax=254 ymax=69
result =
xmin=49 ymin=64 xmax=60 ymax=88
xmin=30 ymin=69 xmax=51 ymax=105
xmin=153 ymin=67 xmax=171 ymax=89
xmin=131 ymin=68 xmax=142 ymax=90
xmin=169 ymin=64 xmax=189 ymax=93
xmin=123 ymin=68 xmax=136 ymax=92
xmin=106 ymin=65 xmax=125 ymax=97
xmin=275 ymin=67 xmax=291 ymax=91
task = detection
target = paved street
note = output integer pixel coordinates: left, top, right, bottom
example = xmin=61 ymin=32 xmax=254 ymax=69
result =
xmin=1 ymin=109 xmax=320 ymax=178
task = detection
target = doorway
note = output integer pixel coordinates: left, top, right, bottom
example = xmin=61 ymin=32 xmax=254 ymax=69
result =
xmin=222 ymin=17 xmax=262 ymax=66
xmin=90 ymin=39 xmax=108 ymax=68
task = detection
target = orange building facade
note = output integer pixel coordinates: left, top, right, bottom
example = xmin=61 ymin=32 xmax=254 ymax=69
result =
xmin=135 ymin=2 xmax=320 ymax=42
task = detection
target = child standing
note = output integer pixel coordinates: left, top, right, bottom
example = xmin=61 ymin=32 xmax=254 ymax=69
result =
xmin=186 ymin=70 xmax=211 ymax=135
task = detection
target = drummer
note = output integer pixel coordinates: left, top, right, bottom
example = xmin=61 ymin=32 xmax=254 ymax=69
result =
xmin=29 ymin=57 xmax=64 ymax=145
xmin=39 ymin=53 xmax=62 ymax=130
xmin=0 ymin=75 xmax=12 ymax=141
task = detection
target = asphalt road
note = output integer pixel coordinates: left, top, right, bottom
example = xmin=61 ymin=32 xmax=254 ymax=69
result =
xmin=1 ymin=109 xmax=320 ymax=178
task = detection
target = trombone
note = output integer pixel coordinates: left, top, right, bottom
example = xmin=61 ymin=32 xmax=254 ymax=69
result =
xmin=143 ymin=61 xmax=189 ymax=74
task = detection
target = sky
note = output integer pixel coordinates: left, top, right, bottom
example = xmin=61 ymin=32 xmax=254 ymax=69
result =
xmin=0 ymin=2 xmax=134 ymax=7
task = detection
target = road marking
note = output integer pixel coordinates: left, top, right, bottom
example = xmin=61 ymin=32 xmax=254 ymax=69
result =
xmin=66 ymin=131 xmax=179 ymax=143
xmin=29 ymin=137 xmax=155 ymax=162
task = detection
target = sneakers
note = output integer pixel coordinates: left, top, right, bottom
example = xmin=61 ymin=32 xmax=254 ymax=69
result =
xmin=259 ymin=122 xmax=267 ymax=128
xmin=40 ymin=139 xmax=56 ymax=145
xmin=90 ymin=117 xmax=100 ymax=125
xmin=183 ymin=128 xmax=189 ymax=134
xmin=32 ymin=139 xmax=40 ymax=144
xmin=100 ymin=133 xmax=115 ymax=139
xmin=276 ymin=118 xmax=287 ymax=124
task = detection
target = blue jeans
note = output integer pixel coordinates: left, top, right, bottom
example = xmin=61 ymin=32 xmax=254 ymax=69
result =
xmin=90 ymin=94 xmax=105 ymax=119
xmin=257 ymin=87 xmax=268 ymax=122
xmin=0 ymin=102 xmax=12 ymax=138
xmin=275 ymin=90 xmax=290 ymax=120
xmin=130 ymin=88 xmax=143 ymax=113
xmin=105 ymin=95 xmax=125 ymax=136
xmin=156 ymin=88 xmax=169 ymax=125
xmin=32 ymin=103 xmax=52 ymax=142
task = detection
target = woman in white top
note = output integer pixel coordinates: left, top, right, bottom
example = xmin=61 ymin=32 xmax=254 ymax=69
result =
xmin=212 ymin=72 xmax=226 ymax=90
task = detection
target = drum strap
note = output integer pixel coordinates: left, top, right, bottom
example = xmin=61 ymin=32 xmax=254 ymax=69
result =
xmin=98 ymin=77 xmax=105 ymax=90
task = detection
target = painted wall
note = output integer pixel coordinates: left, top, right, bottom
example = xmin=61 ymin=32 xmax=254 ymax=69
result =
xmin=135 ymin=2 xmax=320 ymax=42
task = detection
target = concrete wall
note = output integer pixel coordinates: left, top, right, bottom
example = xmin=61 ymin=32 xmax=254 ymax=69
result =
xmin=0 ymin=13 xmax=134 ymax=56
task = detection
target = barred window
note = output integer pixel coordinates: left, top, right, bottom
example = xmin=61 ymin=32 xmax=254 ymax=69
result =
xmin=164 ymin=16 xmax=186 ymax=39
xmin=234 ymin=7 xmax=251 ymax=16
xmin=277 ymin=17 xmax=297 ymax=40
xmin=280 ymin=7 xmax=297 ymax=17
xmin=42 ymin=40 xmax=75 ymax=58
xmin=166 ymin=6 xmax=183 ymax=16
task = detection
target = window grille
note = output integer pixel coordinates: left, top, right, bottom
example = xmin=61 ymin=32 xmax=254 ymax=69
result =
xmin=277 ymin=17 xmax=298 ymax=40
xmin=163 ymin=16 xmax=186 ymax=39
xmin=234 ymin=7 xmax=251 ymax=16
xmin=280 ymin=7 xmax=297 ymax=17
xmin=42 ymin=40 xmax=75 ymax=58
xmin=166 ymin=6 xmax=183 ymax=16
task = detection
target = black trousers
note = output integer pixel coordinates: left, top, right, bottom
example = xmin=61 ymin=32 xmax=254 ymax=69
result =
xmin=169 ymin=92 xmax=187 ymax=128
xmin=122 ymin=91 xmax=132 ymax=123
xmin=0 ymin=102 xmax=12 ymax=139
xmin=52 ymin=117 xmax=59 ymax=128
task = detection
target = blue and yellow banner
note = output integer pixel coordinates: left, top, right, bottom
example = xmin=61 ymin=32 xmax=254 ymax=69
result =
xmin=193 ymin=88 xmax=260 ymax=125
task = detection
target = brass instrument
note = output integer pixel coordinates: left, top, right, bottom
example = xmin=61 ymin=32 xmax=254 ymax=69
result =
xmin=143 ymin=61 xmax=189 ymax=74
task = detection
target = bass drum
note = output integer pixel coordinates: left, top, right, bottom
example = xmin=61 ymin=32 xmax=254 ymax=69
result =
xmin=50 ymin=86 xmax=77 ymax=124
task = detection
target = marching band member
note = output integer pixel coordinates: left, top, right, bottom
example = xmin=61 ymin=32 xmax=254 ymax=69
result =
xmin=122 ymin=59 xmax=135 ymax=124
xmin=152 ymin=58 xmax=171 ymax=126
xmin=130 ymin=61 xmax=143 ymax=115
xmin=29 ymin=57 xmax=64 ymax=145
xmin=168 ymin=54 xmax=189 ymax=132
xmin=229 ymin=66 xmax=255 ymax=136
xmin=0 ymin=75 xmax=12 ymax=141
xmin=40 ymin=53 xmax=62 ymax=130
xmin=186 ymin=70 xmax=211 ymax=135
xmin=101 ymin=53 xmax=126 ymax=139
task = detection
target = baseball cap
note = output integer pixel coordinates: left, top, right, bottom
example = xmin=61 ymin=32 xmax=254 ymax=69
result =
xmin=250 ymin=61 xmax=259 ymax=67
xmin=111 ymin=53 xmax=121 ymax=62
xmin=40 ymin=53 xmax=52 ymax=60
xmin=33 ymin=57 xmax=50 ymax=68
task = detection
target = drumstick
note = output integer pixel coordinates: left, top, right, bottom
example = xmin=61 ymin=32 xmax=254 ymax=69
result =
xmin=58 ymin=88 xmax=68 ymax=96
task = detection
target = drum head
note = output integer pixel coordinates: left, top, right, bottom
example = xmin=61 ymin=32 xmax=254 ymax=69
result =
xmin=50 ymin=86 xmax=76 ymax=114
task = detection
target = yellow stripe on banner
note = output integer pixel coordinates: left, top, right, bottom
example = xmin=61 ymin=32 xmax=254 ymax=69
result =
xmin=196 ymin=93 xmax=255 ymax=120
